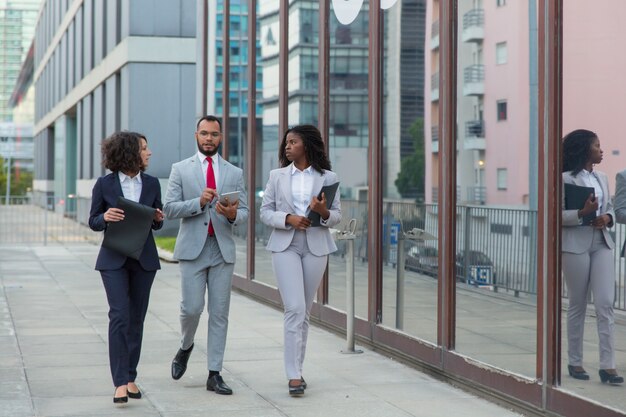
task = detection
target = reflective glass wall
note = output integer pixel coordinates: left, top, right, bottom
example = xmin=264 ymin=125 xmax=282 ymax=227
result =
xmin=326 ymin=2 xmax=370 ymax=319
xmin=453 ymin=0 xmax=538 ymax=378
xmin=254 ymin=0 xmax=281 ymax=286
xmin=379 ymin=0 xmax=438 ymax=344
xmin=559 ymin=1 xmax=626 ymax=412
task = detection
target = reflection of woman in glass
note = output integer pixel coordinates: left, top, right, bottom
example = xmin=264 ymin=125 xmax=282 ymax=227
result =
xmin=89 ymin=132 xmax=165 ymax=403
xmin=260 ymin=125 xmax=341 ymax=396
xmin=561 ymin=129 xmax=622 ymax=384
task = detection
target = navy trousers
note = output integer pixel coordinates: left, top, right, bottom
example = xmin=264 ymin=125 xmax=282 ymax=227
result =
xmin=100 ymin=258 xmax=155 ymax=387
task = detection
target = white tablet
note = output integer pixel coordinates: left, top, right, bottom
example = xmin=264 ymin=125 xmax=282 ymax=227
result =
xmin=218 ymin=191 xmax=240 ymax=205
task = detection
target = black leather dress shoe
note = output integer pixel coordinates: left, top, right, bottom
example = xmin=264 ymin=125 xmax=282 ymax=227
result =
xmin=567 ymin=365 xmax=589 ymax=381
xmin=599 ymin=369 xmax=624 ymax=384
xmin=207 ymin=375 xmax=233 ymax=395
xmin=171 ymin=343 xmax=194 ymax=380
xmin=113 ymin=389 xmax=128 ymax=404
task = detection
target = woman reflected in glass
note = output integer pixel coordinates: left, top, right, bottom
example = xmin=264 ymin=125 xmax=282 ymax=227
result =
xmin=561 ymin=129 xmax=622 ymax=384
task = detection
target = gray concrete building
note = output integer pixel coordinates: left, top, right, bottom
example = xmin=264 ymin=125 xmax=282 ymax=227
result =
xmin=32 ymin=0 xmax=197 ymax=219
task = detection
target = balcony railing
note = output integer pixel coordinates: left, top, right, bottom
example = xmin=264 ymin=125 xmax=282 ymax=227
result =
xmin=463 ymin=9 xmax=484 ymax=30
xmin=465 ymin=120 xmax=485 ymax=137
xmin=431 ymin=20 xmax=440 ymax=50
xmin=462 ymin=9 xmax=484 ymax=43
xmin=463 ymin=65 xmax=485 ymax=96
xmin=431 ymin=72 xmax=440 ymax=101
xmin=464 ymin=65 xmax=484 ymax=83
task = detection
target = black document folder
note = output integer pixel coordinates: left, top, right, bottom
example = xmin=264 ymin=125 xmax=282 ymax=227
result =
xmin=307 ymin=182 xmax=340 ymax=227
xmin=102 ymin=196 xmax=156 ymax=259
xmin=564 ymin=183 xmax=596 ymax=225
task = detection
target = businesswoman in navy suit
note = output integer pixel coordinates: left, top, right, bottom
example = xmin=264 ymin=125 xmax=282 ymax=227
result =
xmin=562 ymin=129 xmax=622 ymax=384
xmin=260 ymin=125 xmax=341 ymax=396
xmin=89 ymin=131 xmax=165 ymax=403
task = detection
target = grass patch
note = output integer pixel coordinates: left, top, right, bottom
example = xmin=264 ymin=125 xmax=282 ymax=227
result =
xmin=154 ymin=236 xmax=176 ymax=252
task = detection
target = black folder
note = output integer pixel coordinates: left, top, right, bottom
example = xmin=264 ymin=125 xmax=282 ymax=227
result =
xmin=307 ymin=182 xmax=340 ymax=227
xmin=564 ymin=183 xmax=596 ymax=225
xmin=102 ymin=196 xmax=156 ymax=260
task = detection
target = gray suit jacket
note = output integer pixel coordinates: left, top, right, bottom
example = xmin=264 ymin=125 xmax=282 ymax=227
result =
xmin=163 ymin=154 xmax=249 ymax=262
xmin=614 ymin=169 xmax=626 ymax=255
xmin=260 ymin=165 xmax=341 ymax=256
xmin=562 ymin=169 xmax=614 ymax=254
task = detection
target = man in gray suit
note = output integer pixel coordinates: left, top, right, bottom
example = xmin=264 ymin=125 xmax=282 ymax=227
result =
xmin=615 ymin=169 xmax=626 ymax=255
xmin=163 ymin=115 xmax=248 ymax=395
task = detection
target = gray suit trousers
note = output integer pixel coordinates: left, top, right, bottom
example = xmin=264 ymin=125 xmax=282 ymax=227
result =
xmin=179 ymin=235 xmax=234 ymax=372
xmin=562 ymin=229 xmax=615 ymax=369
xmin=272 ymin=230 xmax=327 ymax=380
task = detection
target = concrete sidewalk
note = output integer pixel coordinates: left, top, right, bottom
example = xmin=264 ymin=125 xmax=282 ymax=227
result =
xmin=0 ymin=243 xmax=523 ymax=417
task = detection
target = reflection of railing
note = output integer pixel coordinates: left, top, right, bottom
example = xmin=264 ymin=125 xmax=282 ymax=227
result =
xmin=8 ymin=195 xmax=626 ymax=310
xmin=465 ymin=120 xmax=484 ymax=137
xmin=466 ymin=186 xmax=486 ymax=204
xmin=464 ymin=65 xmax=484 ymax=83
xmin=463 ymin=8 xmax=484 ymax=30
xmin=431 ymin=72 xmax=439 ymax=90
xmin=431 ymin=126 xmax=439 ymax=142
xmin=431 ymin=20 xmax=439 ymax=37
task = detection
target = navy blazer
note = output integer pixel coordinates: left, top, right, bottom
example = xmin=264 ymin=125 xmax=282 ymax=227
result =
xmin=89 ymin=172 xmax=163 ymax=271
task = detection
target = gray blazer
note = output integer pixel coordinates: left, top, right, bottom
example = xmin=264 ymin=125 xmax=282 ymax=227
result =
xmin=260 ymin=165 xmax=341 ymax=256
xmin=614 ymin=169 xmax=626 ymax=255
xmin=163 ymin=154 xmax=249 ymax=262
xmin=562 ymin=169 xmax=614 ymax=254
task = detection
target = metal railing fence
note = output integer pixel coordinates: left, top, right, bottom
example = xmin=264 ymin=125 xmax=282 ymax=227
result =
xmin=0 ymin=195 xmax=100 ymax=245
xmin=5 ymin=195 xmax=626 ymax=310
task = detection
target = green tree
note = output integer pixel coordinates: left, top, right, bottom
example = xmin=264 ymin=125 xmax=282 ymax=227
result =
xmin=395 ymin=118 xmax=425 ymax=199
xmin=0 ymin=157 xmax=33 ymax=197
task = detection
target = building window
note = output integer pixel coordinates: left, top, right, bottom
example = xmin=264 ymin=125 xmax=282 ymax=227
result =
xmin=497 ymin=168 xmax=508 ymax=190
xmin=497 ymin=100 xmax=507 ymax=121
xmin=497 ymin=0 xmax=506 ymax=6
xmin=496 ymin=42 xmax=507 ymax=64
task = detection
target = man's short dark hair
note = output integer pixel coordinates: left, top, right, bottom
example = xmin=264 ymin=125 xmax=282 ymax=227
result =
xmin=197 ymin=115 xmax=222 ymax=131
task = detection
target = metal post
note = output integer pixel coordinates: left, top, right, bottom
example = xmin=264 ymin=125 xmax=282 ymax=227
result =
xmin=5 ymin=139 xmax=12 ymax=205
xmin=395 ymin=236 xmax=405 ymax=330
xmin=43 ymin=195 xmax=48 ymax=246
xmin=338 ymin=219 xmax=362 ymax=354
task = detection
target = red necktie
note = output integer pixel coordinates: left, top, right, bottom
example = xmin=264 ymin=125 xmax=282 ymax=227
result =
xmin=206 ymin=157 xmax=216 ymax=236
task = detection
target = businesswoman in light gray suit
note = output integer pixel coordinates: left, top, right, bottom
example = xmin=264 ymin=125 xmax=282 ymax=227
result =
xmin=562 ymin=129 xmax=622 ymax=384
xmin=260 ymin=125 xmax=341 ymax=396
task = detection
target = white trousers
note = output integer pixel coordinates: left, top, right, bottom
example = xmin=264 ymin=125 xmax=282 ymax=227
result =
xmin=272 ymin=230 xmax=328 ymax=380
xmin=562 ymin=229 xmax=616 ymax=369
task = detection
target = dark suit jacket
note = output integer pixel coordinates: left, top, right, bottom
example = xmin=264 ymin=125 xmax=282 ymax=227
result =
xmin=89 ymin=172 xmax=163 ymax=271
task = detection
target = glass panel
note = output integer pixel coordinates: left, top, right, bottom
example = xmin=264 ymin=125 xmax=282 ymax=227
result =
xmin=560 ymin=2 xmax=626 ymax=410
xmin=255 ymin=0 xmax=281 ymax=287
xmin=287 ymin=3 xmax=319 ymax=125
xmin=378 ymin=0 xmax=437 ymax=344
xmin=453 ymin=0 xmax=538 ymax=378
xmin=213 ymin=1 xmax=251 ymax=277
xmin=326 ymin=2 xmax=369 ymax=319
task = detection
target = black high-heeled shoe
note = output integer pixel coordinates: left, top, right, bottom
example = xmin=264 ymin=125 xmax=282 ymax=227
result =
xmin=127 ymin=389 xmax=142 ymax=399
xmin=567 ymin=365 xmax=589 ymax=380
xmin=288 ymin=380 xmax=305 ymax=396
xmin=599 ymin=369 xmax=624 ymax=384
xmin=113 ymin=388 xmax=128 ymax=404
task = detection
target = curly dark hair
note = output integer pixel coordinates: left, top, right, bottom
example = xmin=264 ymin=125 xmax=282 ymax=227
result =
xmin=278 ymin=125 xmax=331 ymax=173
xmin=101 ymin=131 xmax=144 ymax=174
xmin=562 ymin=129 xmax=598 ymax=175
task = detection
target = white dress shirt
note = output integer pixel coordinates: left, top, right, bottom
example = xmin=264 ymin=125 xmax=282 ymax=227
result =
xmin=198 ymin=151 xmax=220 ymax=189
xmin=579 ymin=169 xmax=603 ymax=215
xmin=291 ymin=164 xmax=315 ymax=217
xmin=118 ymin=171 xmax=142 ymax=202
